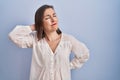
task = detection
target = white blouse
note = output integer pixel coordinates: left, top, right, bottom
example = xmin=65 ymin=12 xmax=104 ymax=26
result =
xmin=9 ymin=25 xmax=89 ymax=80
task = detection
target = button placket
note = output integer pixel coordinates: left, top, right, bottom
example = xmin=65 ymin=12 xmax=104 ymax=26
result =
xmin=50 ymin=55 xmax=54 ymax=80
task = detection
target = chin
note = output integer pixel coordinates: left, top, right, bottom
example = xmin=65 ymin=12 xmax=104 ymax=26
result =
xmin=51 ymin=28 xmax=58 ymax=32
xmin=53 ymin=26 xmax=58 ymax=29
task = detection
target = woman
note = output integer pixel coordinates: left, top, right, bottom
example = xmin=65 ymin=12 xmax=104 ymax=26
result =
xmin=9 ymin=4 xmax=89 ymax=80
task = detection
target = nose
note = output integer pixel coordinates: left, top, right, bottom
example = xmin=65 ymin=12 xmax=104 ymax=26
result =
xmin=51 ymin=16 xmax=55 ymax=22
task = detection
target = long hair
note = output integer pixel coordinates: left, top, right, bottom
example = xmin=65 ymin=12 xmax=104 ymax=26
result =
xmin=35 ymin=4 xmax=62 ymax=41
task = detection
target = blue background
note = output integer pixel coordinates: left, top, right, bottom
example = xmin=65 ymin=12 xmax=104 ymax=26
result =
xmin=0 ymin=0 xmax=120 ymax=80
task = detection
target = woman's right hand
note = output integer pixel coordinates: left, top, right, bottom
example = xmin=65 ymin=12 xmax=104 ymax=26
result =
xmin=30 ymin=24 xmax=35 ymax=31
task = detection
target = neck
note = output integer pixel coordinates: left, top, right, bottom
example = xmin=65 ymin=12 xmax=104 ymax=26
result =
xmin=45 ymin=31 xmax=60 ymax=41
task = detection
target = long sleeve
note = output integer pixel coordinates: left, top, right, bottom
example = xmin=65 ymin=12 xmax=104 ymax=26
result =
xmin=9 ymin=25 xmax=33 ymax=48
xmin=70 ymin=36 xmax=89 ymax=69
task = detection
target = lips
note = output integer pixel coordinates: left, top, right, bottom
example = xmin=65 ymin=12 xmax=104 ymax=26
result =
xmin=51 ymin=23 xmax=57 ymax=26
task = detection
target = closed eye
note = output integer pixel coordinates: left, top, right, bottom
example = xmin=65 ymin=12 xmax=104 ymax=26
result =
xmin=44 ymin=15 xmax=50 ymax=20
xmin=53 ymin=13 xmax=57 ymax=17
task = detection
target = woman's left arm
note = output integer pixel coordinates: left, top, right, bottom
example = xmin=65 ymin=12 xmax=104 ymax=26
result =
xmin=70 ymin=36 xmax=90 ymax=69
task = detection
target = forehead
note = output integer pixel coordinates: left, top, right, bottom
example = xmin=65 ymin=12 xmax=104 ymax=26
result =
xmin=44 ymin=8 xmax=55 ymax=16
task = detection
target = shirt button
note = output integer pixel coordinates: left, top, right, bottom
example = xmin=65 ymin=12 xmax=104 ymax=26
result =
xmin=50 ymin=56 xmax=53 ymax=59
xmin=51 ymin=72 xmax=54 ymax=76
xmin=51 ymin=61 xmax=54 ymax=64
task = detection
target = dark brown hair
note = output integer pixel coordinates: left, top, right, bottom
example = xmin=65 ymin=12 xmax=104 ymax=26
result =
xmin=35 ymin=4 xmax=62 ymax=41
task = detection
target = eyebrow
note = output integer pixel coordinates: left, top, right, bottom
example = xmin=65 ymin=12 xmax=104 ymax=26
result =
xmin=45 ymin=15 xmax=50 ymax=17
xmin=44 ymin=13 xmax=56 ymax=17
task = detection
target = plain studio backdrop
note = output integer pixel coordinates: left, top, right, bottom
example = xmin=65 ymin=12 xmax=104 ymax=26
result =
xmin=0 ymin=0 xmax=120 ymax=80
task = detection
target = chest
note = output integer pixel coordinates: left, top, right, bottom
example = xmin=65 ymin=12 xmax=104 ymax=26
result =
xmin=47 ymin=39 xmax=60 ymax=53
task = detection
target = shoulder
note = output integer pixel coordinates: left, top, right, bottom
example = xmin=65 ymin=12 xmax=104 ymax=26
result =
xmin=62 ymin=33 xmax=77 ymax=41
xmin=63 ymin=33 xmax=73 ymax=39
xmin=62 ymin=33 xmax=84 ymax=46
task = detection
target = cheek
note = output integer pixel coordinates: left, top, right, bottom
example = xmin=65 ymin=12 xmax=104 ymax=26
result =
xmin=43 ymin=20 xmax=51 ymax=26
xmin=55 ymin=17 xmax=58 ymax=22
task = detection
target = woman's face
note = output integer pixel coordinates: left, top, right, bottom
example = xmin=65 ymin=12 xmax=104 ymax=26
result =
xmin=42 ymin=8 xmax=58 ymax=33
